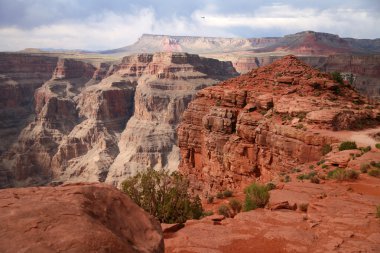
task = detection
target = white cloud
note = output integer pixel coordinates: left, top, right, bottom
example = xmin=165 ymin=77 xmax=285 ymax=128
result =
xmin=0 ymin=3 xmax=378 ymax=51
xmin=192 ymin=4 xmax=380 ymax=39
xmin=0 ymin=7 xmax=233 ymax=51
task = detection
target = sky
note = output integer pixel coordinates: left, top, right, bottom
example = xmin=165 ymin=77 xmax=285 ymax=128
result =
xmin=0 ymin=0 xmax=379 ymax=51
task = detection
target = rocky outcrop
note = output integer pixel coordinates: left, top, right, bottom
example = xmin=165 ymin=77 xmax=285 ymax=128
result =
xmin=0 ymin=183 xmax=164 ymax=253
xmin=165 ymin=176 xmax=380 ymax=253
xmin=178 ymin=55 xmax=380 ymax=195
xmin=0 ymin=52 xmax=237 ymax=188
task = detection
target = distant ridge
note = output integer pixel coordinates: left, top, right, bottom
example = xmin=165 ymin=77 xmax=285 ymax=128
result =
xmin=101 ymin=31 xmax=380 ymax=55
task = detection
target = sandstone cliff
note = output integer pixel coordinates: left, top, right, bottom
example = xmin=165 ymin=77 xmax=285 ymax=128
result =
xmin=0 ymin=53 xmax=59 ymax=187
xmin=0 ymin=183 xmax=164 ymax=253
xmin=178 ymin=55 xmax=380 ymax=195
xmin=0 ymin=52 xmax=237 ymax=188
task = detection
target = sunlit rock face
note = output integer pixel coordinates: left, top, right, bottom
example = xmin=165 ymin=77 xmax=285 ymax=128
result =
xmin=178 ymin=55 xmax=380 ymax=195
xmin=0 ymin=52 xmax=237 ymax=188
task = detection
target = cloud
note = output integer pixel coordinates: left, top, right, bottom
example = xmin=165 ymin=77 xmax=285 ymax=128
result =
xmin=0 ymin=7 xmax=232 ymax=51
xmin=192 ymin=4 xmax=380 ymax=39
xmin=0 ymin=1 xmax=379 ymax=51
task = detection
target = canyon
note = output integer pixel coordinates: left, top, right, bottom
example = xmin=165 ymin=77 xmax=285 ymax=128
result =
xmin=0 ymin=31 xmax=380 ymax=253
xmin=0 ymin=52 xmax=237 ymax=188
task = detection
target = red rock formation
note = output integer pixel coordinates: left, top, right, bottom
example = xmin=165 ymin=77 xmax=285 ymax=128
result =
xmin=165 ymin=175 xmax=380 ymax=253
xmin=0 ymin=183 xmax=164 ymax=253
xmin=178 ymin=55 xmax=380 ymax=195
xmin=52 ymin=58 xmax=96 ymax=79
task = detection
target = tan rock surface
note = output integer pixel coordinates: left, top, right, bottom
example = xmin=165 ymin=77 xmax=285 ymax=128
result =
xmin=0 ymin=183 xmax=164 ymax=253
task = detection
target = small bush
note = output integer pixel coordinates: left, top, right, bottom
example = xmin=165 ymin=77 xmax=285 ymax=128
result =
xmin=339 ymin=141 xmax=357 ymax=151
xmin=122 ymin=169 xmax=203 ymax=223
xmin=207 ymin=196 xmax=214 ymax=204
xmin=310 ymin=176 xmax=320 ymax=184
xmin=370 ymin=161 xmax=380 ymax=168
xmin=376 ymin=143 xmax=380 ymax=149
xmin=359 ymin=146 xmax=371 ymax=153
xmin=376 ymin=205 xmax=380 ymax=218
xmin=202 ymin=211 xmax=214 ymax=217
xmin=266 ymin=182 xmax=276 ymax=191
xmin=309 ymin=165 xmax=315 ymax=170
xmin=322 ymin=144 xmax=332 ymax=155
xmin=346 ymin=170 xmax=360 ymax=180
xmin=368 ymin=168 xmax=380 ymax=178
xmin=284 ymin=175 xmax=291 ymax=182
xmin=297 ymin=171 xmax=317 ymax=181
xmin=216 ymin=192 xmax=224 ymax=199
xmin=317 ymin=159 xmax=325 ymax=166
xmin=223 ymin=190 xmax=233 ymax=198
xmin=327 ymin=168 xmax=359 ymax=181
xmin=321 ymin=164 xmax=328 ymax=169
xmin=299 ymin=203 xmax=309 ymax=212
xmin=360 ymin=163 xmax=370 ymax=173
xmin=229 ymin=199 xmax=242 ymax=215
xmin=331 ymin=71 xmax=344 ymax=85
xmin=218 ymin=205 xmax=231 ymax=218
xmin=244 ymin=183 xmax=270 ymax=211
xmin=295 ymin=124 xmax=304 ymax=130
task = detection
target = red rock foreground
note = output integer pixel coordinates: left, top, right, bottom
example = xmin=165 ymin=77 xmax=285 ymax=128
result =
xmin=0 ymin=183 xmax=164 ymax=253
xmin=165 ymin=175 xmax=380 ymax=253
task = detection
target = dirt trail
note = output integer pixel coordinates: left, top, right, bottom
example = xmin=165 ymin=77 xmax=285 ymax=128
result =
xmin=315 ymin=126 xmax=380 ymax=147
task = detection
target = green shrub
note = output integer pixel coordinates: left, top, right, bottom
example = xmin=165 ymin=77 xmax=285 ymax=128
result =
xmin=339 ymin=141 xmax=357 ymax=151
xmin=243 ymin=183 xmax=270 ymax=211
xmin=218 ymin=205 xmax=231 ymax=218
xmin=321 ymin=164 xmax=328 ymax=169
xmin=309 ymin=165 xmax=315 ymax=170
xmin=376 ymin=143 xmax=380 ymax=149
xmin=368 ymin=168 xmax=380 ymax=178
xmin=299 ymin=203 xmax=309 ymax=212
xmin=284 ymin=175 xmax=291 ymax=182
xmin=207 ymin=196 xmax=214 ymax=204
xmin=331 ymin=71 xmax=344 ymax=85
xmin=359 ymin=146 xmax=371 ymax=153
xmin=327 ymin=168 xmax=359 ymax=181
xmin=223 ymin=190 xmax=233 ymax=198
xmin=322 ymin=144 xmax=332 ymax=155
xmin=202 ymin=211 xmax=214 ymax=217
xmin=360 ymin=163 xmax=370 ymax=173
xmin=370 ymin=161 xmax=380 ymax=168
xmin=297 ymin=171 xmax=317 ymax=181
xmin=266 ymin=182 xmax=276 ymax=191
xmin=122 ymin=169 xmax=203 ymax=223
xmin=317 ymin=159 xmax=325 ymax=166
xmin=376 ymin=205 xmax=380 ymax=218
xmin=229 ymin=199 xmax=242 ymax=215
xmin=216 ymin=192 xmax=224 ymax=199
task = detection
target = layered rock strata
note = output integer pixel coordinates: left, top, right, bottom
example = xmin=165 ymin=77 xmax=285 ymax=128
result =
xmin=178 ymin=55 xmax=380 ymax=195
xmin=0 ymin=53 xmax=236 ymax=188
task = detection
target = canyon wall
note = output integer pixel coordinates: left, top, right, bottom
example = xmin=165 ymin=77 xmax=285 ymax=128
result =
xmin=0 ymin=52 xmax=237 ymax=188
xmin=0 ymin=53 xmax=59 ymax=187
xmin=178 ymin=55 xmax=379 ymax=195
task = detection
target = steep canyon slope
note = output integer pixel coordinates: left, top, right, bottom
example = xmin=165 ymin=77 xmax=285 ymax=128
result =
xmin=0 ymin=52 xmax=237 ymax=188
